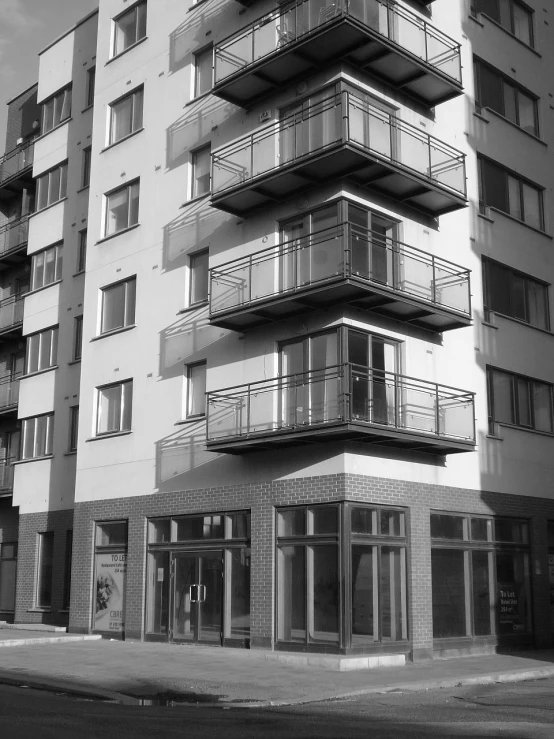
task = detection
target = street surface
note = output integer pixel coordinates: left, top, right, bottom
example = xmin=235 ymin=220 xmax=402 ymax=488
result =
xmin=0 ymin=677 xmax=554 ymax=738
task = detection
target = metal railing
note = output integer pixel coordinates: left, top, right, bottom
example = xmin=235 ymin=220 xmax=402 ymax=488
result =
xmin=0 ymin=216 xmax=30 ymax=257
xmin=215 ymin=0 xmax=461 ymax=86
xmin=212 ymin=89 xmax=466 ymax=197
xmin=0 ymin=294 xmax=25 ymax=331
xmin=0 ymin=374 xmax=20 ymax=410
xmin=0 ymin=458 xmax=15 ymax=491
xmin=0 ymin=140 xmax=34 ymax=187
xmin=210 ymin=222 xmax=471 ymax=318
xmin=207 ymin=364 xmax=475 ymax=444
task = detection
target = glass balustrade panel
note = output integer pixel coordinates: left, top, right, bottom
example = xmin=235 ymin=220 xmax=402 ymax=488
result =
xmin=434 ymin=264 xmax=470 ymax=314
xmin=207 ymin=396 xmax=247 ymax=439
xmin=400 ymin=382 xmax=437 ymax=434
xmin=439 ymin=397 xmax=474 ymax=440
xmin=399 ymin=250 xmax=434 ymax=302
xmin=430 ymin=143 xmax=464 ymax=193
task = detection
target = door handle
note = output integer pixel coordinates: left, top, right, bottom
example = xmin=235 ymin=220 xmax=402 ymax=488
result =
xmin=199 ymin=584 xmax=207 ymax=603
xmin=189 ymin=584 xmax=199 ymax=603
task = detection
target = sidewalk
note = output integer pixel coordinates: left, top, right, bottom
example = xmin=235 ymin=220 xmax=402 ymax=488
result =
xmin=0 ymin=627 xmax=554 ymax=706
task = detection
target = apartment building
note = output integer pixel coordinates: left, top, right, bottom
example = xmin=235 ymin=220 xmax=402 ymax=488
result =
xmin=1 ymin=0 xmax=553 ymax=664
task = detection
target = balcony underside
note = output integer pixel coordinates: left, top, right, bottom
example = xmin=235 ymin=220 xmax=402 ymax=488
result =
xmin=212 ymin=143 xmax=466 ymax=217
xmin=0 ymin=243 xmax=28 ymax=271
xmin=210 ymin=276 xmax=471 ymax=332
xmin=215 ymin=18 xmax=462 ymax=109
xmin=0 ymin=489 xmax=13 ymax=499
xmin=0 ymin=404 xmax=17 ymax=417
xmin=0 ymin=323 xmax=23 ymax=342
xmin=207 ymin=420 xmax=474 ymax=455
xmin=0 ymin=167 xmax=33 ymax=201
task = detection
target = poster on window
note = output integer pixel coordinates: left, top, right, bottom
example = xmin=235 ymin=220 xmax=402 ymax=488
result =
xmin=549 ymin=555 xmax=554 ymax=629
xmin=94 ymin=551 xmax=126 ymax=633
xmin=498 ymin=585 xmax=525 ymax=634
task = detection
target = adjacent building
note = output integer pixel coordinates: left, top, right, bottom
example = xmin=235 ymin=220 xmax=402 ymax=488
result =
xmin=1 ymin=0 xmax=553 ymax=663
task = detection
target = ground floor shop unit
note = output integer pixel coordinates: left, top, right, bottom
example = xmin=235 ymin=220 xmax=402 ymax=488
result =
xmin=64 ymin=474 xmax=554 ymax=661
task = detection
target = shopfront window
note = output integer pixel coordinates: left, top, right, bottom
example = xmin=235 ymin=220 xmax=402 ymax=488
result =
xmin=431 ymin=513 xmax=531 ymax=641
xmin=276 ymin=503 xmax=408 ymax=650
xmin=93 ymin=521 xmax=128 ymax=635
xmin=145 ymin=511 xmax=250 ymax=645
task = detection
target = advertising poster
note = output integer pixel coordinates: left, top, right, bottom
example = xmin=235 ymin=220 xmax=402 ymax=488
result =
xmin=94 ymin=551 xmax=127 ymax=633
xmin=498 ymin=586 xmax=525 ymax=634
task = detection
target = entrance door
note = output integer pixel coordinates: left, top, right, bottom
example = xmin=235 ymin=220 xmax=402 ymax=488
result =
xmin=172 ymin=551 xmax=223 ymax=644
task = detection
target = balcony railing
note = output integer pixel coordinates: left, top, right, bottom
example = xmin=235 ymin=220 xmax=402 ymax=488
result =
xmin=214 ymin=0 xmax=462 ymax=108
xmin=210 ymin=222 xmax=471 ymax=332
xmin=207 ymin=364 xmax=475 ymax=454
xmin=211 ymin=89 xmax=466 ymax=217
xmin=0 ymin=459 xmax=15 ymax=492
xmin=0 ymin=140 xmax=34 ymax=189
xmin=0 ymin=374 xmax=20 ymax=412
xmin=0 ymin=216 xmax=29 ymax=258
xmin=0 ymin=294 xmax=24 ymax=334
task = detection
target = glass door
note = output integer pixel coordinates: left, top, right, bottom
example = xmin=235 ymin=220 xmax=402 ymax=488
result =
xmin=349 ymin=330 xmax=397 ymax=424
xmin=348 ymin=204 xmax=395 ymax=286
xmin=172 ymin=550 xmax=223 ymax=644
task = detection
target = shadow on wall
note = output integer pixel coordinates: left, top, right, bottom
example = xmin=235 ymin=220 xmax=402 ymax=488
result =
xmin=167 ymin=96 xmax=233 ymax=171
xmin=162 ymin=198 xmax=233 ymax=272
xmin=169 ymin=0 xmax=239 ymax=74
xmin=159 ymin=305 xmax=231 ymax=378
xmin=155 ymin=423 xmax=215 ymax=491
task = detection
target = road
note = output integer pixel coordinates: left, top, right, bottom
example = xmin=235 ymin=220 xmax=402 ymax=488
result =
xmin=0 ymin=678 xmax=553 ymax=738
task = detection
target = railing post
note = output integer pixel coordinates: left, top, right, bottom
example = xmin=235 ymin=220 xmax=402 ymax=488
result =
xmin=247 ymin=384 xmax=252 ymax=435
xmin=435 ymin=383 xmax=440 ymax=437
xmin=427 ymin=132 xmax=433 ymax=180
xmin=424 ymin=20 xmax=428 ymax=63
xmin=248 ymin=254 xmax=253 ymax=303
xmin=431 ymin=254 xmax=437 ymax=305
xmin=344 ymin=223 xmax=350 ymax=278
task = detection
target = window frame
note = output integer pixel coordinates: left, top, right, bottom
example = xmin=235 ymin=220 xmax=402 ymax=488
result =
xmin=77 ymin=229 xmax=87 ymax=274
xmin=30 ymin=242 xmax=63 ymax=291
xmin=69 ymin=406 xmax=79 ymax=452
xmin=487 ymin=365 xmax=554 ymax=434
xmin=35 ymin=531 xmax=55 ymax=609
xmin=41 ymin=86 xmax=72 ymax=135
xmin=99 ymin=276 xmax=137 ymax=335
xmin=95 ymin=379 xmax=133 ymax=436
xmin=191 ymin=145 xmax=211 ymax=199
xmin=472 ymin=0 xmax=534 ymax=48
xmin=21 ymin=413 xmax=54 ymax=460
xmin=189 ymin=249 xmax=209 ymax=306
xmin=185 ymin=360 xmax=207 ymax=419
xmin=193 ymin=45 xmax=214 ymax=98
xmin=81 ymin=146 xmax=92 ymax=189
xmin=108 ymin=86 xmax=144 ymax=146
xmin=36 ymin=162 xmax=68 ymax=211
xmin=111 ymin=0 xmax=147 ymax=59
xmin=478 ymin=155 xmax=544 ymax=231
xmin=482 ymin=257 xmax=550 ymax=330
xmin=86 ymin=67 xmax=96 ymax=109
xmin=103 ymin=180 xmax=140 ymax=237
xmin=73 ymin=315 xmax=83 ymax=361
xmin=25 ymin=325 xmax=59 ymax=375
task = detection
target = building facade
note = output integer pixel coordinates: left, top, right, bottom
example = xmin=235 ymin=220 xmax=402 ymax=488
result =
xmin=1 ymin=0 xmax=553 ymax=663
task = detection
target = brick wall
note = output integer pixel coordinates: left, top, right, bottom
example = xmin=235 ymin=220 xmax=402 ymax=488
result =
xmin=14 ymin=509 xmax=74 ymax=626
xmin=70 ymin=474 xmax=554 ymax=654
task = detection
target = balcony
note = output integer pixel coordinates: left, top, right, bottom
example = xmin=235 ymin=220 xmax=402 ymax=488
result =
xmin=0 ymin=375 xmax=20 ymax=415
xmin=214 ymin=0 xmax=462 ymax=108
xmin=206 ymin=364 xmax=475 ymax=454
xmin=0 ymin=216 xmax=29 ymax=266
xmin=210 ymin=222 xmax=471 ymax=332
xmin=211 ymin=89 xmax=467 ymax=217
xmin=0 ymin=459 xmax=15 ymax=495
xmin=0 ymin=140 xmax=34 ymax=200
xmin=0 ymin=295 xmax=24 ymax=340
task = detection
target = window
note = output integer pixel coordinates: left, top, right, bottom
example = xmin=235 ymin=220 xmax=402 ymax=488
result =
xmin=472 ymin=0 xmax=534 ymax=47
xmin=63 ymin=531 xmax=73 ymax=610
xmin=100 ymin=277 xmax=136 ymax=334
xmin=109 ymin=87 xmax=144 ymax=145
xmin=483 ymin=258 xmax=549 ymax=330
xmin=36 ymin=162 xmax=68 ymax=211
xmin=69 ymin=406 xmax=79 ymax=452
xmin=31 ymin=243 xmax=63 ymax=291
xmin=488 ymin=367 xmax=554 ymax=433
xmin=192 ymin=146 xmax=211 ymax=198
xmin=431 ymin=512 xmax=531 ymax=639
xmin=22 ymin=414 xmax=54 ymax=459
xmin=478 ymin=156 xmax=544 ymax=230
xmin=94 ymin=521 xmax=128 ymax=633
xmin=112 ymin=1 xmax=147 ymax=57
xmin=82 ymin=147 xmax=91 ymax=188
xmin=189 ymin=250 xmax=209 ymax=305
xmin=194 ymin=46 xmax=213 ymax=97
xmin=96 ymin=380 xmax=133 ymax=435
xmin=41 ymin=86 xmax=72 ymax=134
xmin=104 ymin=181 xmax=140 ymax=236
xmin=73 ymin=315 xmax=83 ymax=361
xmin=25 ymin=326 xmax=58 ymax=374
xmin=474 ymin=59 xmax=538 ymax=136
xmin=186 ymin=361 xmax=207 ymax=418
xmin=36 ymin=532 xmax=54 ymax=609
xmin=77 ymin=230 xmax=87 ymax=273
xmin=0 ymin=543 xmax=17 ymax=612
xmin=86 ymin=67 xmax=96 ymax=108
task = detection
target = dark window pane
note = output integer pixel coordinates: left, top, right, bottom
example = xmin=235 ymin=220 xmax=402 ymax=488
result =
xmin=176 ymin=515 xmax=223 ymax=541
xmin=517 ymin=378 xmax=531 ymax=426
xmin=490 ymin=370 xmax=514 ymax=425
xmin=351 ymin=507 xmax=377 ymax=535
xmin=277 ymin=509 xmax=305 ymax=537
xmin=496 ymin=550 xmax=530 ymax=634
xmin=430 ymin=514 xmax=465 ymax=540
xmin=149 ymin=519 xmax=171 ymax=543
xmin=228 ymin=512 xmax=250 ymax=539
xmin=471 ymin=518 xmax=490 ymax=541
xmin=97 ymin=521 xmax=127 ymax=547
xmin=533 ymin=383 xmax=553 ymax=433
xmin=380 ymin=546 xmax=408 ymax=641
xmin=494 ymin=519 xmax=528 ymax=544
xmin=479 ymin=65 xmax=503 ymax=113
xmin=37 ymin=532 xmax=54 ymax=608
xmin=432 ymin=549 xmax=469 ymax=638
xmin=146 ymin=550 xmax=170 ymax=634
xmin=472 ymin=551 xmax=493 ymax=636
xmin=277 ymin=545 xmax=306 ymax=642
xmin=527 ymin=281 xmax=548 ymax=330
xmin=310 ymin=506 xmax=337 ymax=535
xmin=380 ymin=510 xmax=405 ymax=537
xmin=309 ymin=545 xmax=339 ymax=643
xmin=503 ymin=83 xmax=517 ymax=123
xmin=351 ymin=545 xmax=375 ymax=644
xmin=480 ymin=159 xmax=507 ymax=212
xmin=229 ymin=548 xmax=250 ymax=638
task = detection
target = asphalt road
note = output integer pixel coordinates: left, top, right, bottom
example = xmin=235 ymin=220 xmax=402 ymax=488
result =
xmin=0 ymin=678 xmax=554 ymax=738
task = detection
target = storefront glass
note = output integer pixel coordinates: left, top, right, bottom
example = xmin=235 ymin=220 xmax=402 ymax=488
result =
xmin=93 ymin=521 xmax=128 ymax=635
